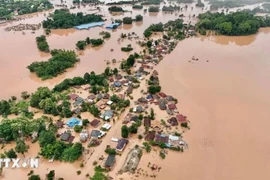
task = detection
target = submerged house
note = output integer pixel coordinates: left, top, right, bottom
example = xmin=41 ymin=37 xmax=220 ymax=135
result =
xmin=145 ymin=131 xmax=156 ymax=141
xmin=66 ymin=117 xmax=82 ymax=128
xmin=113 ymin=81 xmax=122 ymax=87
xmin=167 ymin=117 xmax=178 ymax=126
xmin=154 ymin=134 xmax=169 ymax=147
xmin=74 ymin=22 xmax=105 ymax=30
xmin=106 ymin=22 xmax=120 ymax=29
xmin=116 ymin=139 xmax=129 ymax=152
xmin=159 ymin=100 xmax=167 ymax=110
xmin=176 ymin=114 xmax=188 ymax=124
xmin=168 ymin=103 xmax=177 ymax=110
xmin=80 ymin=130 xmax=89 ymax=142
xmin=105 ymin=154 xmax=116 ymax=170
xmin=69 ymin=94 xmax=79 ymax=100
xmin=73 ymin=97 xmax=84 ymax=106
xmin=61 ymin=132 xmax=75 ymax=143
xmin=90 ymin=119 xmax=101 ymax=127
xmin=100 ymin=110 xmax=114 ymax=120
xmin=144 ymin=117 xmax=151 ymax=127
xmin=125 ymin=86 xmax=133 ymax=95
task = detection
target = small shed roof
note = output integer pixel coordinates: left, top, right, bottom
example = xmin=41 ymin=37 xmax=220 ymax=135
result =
xmin=106 ymin=22 xmax=120 ymax=29
xmin=144 ymin=117 xmax=151 ymax=127
xmin=90 ymin=130 xmax=101 ymax=138
xmin=176 ymin=114 xmax=187 ymax=123
xmin=116 ymin=139 xmax=129 ymax=151
xmin=61 ymin=132 xmax=71 ymax=141
xmin=105 ymin=154 xmax=116 ymax=168
xmin=145 ymin=131 xmax=156 ymax=141
xmin=90 ymin=119 xmax=101 ymax=127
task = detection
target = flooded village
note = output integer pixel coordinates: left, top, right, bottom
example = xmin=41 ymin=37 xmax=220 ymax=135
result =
xmin=1 ymin=0 xmax=270 ymax=180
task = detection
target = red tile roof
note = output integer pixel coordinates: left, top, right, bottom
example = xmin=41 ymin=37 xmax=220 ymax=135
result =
xmin=69 ymin=94 xmax=79 ymax=100
xmin=168 ymin=103 xmax=177 ymax=110
xmin=158 ymin=92 xmax=167 ymax=98
xmin=176 ymin=114 xmax=187 ymax=123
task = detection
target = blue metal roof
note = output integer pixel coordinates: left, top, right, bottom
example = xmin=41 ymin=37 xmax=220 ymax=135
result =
xmin=74 ymin=22 xmax=105 ymax=30
xmin=66 ymin=117 xmax=82 ymax=127
xmin=106 ymin=23 xmax=121 ymax=29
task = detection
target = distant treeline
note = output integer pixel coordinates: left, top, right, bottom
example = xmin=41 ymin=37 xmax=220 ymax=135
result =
xmin=42 ymin=9 xmax=103 ymax=29
xmin=197 ymin=11 xmax=270 ymax=36
xmin=209 ymin=0 xmax=270 ymax=10
xmin=0 ymin=0 xmax=53 ymax=20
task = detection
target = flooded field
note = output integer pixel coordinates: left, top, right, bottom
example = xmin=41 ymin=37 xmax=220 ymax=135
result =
xmin=0 ymin=0 xmax=270 ymax=180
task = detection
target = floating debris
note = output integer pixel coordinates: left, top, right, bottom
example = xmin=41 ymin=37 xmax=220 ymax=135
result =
xmin=5 ymin=23 xmax=41 ymax=32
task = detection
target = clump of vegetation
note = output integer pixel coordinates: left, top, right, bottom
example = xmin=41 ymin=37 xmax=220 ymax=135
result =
xmin=28 ymin=174 xmax=41 ymax=180
xmin=171 ymin=0 xmax=193 ymax=3
xmin=121 ymin=125 xmax=129 ymax=138
xmin=45 ymin=28 xmax=51 ymax=35
xmin=53 ymin=70 xmax=108 ymax=92
xmin=141 ymin=0 xmax=161 ymax=5
xmin=148 ymin=6 xmax=160 ymax=12
xmin=90 ymin=166 xmax=107 ymax=180
xmin=5 ymin=148 xmax=17 ymax=158
xmin=123 ymin=17 xmax=133 ymax=24
xmin=74 ymin=125 xmax=83 ymax=133
xmin=27 ymin=50 xmax=78 ymax=80
xmin=143 ymin=142 xmax=152 ymax=152
xmin=196 ymin=0 xmax=205 ymax=7
xmin=76 ymin=40 xmax=87 ymax=50
xmin=133 ymin=5 xmax=143 ymax=9
xmin=120 ymin=33 xmax=127 ymax=38
xmin=105 ymin=147 xmax=117 ymax=155
xmin=76 ymin=37 xmax=104 ymax=50
xmin=162 ymin=6 xmax=180 ymax=12
xmin=121 ymin=44 xmax=133 ymax=52
xmin=148 ymin=85 xmax=161 ymax=94
xmin=42 ymin=9 xmax=104 ymax=29
xmin=108 ymin=6 xmax=124 ymax=12
xmin=159 ymin=151 xmax=166 ymax=159
xmin=135 ymin=14 xmax=143 ymax=22
xmin=197 ymin=11 xmax=270 ymax=36
xmin=36 ymin=35 xmax=49 ymax=52
xmin=99 ymin=31 xmax=111 ymax=39
xmin=144 ymin=23 xmax=164 ymax=37
xmin=120 ymin=53 xmax=140 ymax=71
xmin=138 ymin=134 xmax=143 ymax=139
xmin=0 ymin=0 xmax=53 ymax=19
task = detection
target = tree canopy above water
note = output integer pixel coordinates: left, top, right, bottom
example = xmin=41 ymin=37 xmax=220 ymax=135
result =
xmin=0 ymin=0 xmax=53 ymax=19
xmin=27 ymin=50 xmax=78 ymax=80
xmin=197 ymin=11 xmax=270 ymax=36
xmin=42 ymin=9 xmax=104 ymax=29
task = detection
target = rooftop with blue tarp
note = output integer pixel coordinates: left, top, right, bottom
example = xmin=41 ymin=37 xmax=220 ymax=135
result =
xmin=74 ymin=22 xmax=105 ymax=30
xmin=66 ymin=117 xmax=82 ymax=127
xmin=106 ymin=23 xmax=121 ymax=29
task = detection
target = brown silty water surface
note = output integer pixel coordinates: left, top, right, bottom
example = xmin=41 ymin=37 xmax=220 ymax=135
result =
xmin=1 ymin=0 xmax=262 ymax=99
xmin=1 ymin=0 xmax=270 ymax=180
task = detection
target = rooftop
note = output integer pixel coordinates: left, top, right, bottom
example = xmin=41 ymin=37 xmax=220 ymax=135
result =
xmin=116 ymin=139 xmax=129 ymax=151
xmin=105 ymin=154 xmax=116 ymax=168
xmin=74 ymin=22 xmax=105 ymax=30
xmin=90 ymin=119 xmax=101 ymax=127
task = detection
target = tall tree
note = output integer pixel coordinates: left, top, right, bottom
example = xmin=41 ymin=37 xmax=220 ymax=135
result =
xmin=15 ymin=140 xmax=29 ymax=156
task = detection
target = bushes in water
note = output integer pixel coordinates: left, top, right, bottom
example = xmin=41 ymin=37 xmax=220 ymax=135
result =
xmin=36 ymin=35 xmax=49 ymax=52
xmin=27 ymin=50 xmax=78 ymax=80
xmin=42 ymin=9 xmax=104 ymax=29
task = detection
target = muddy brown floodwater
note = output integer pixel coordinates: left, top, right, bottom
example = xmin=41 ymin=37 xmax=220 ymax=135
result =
xmin=1 ymin=0 xmax=270 ymax=180
xmin=155 ymin=28 xmax=270 ymax=180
